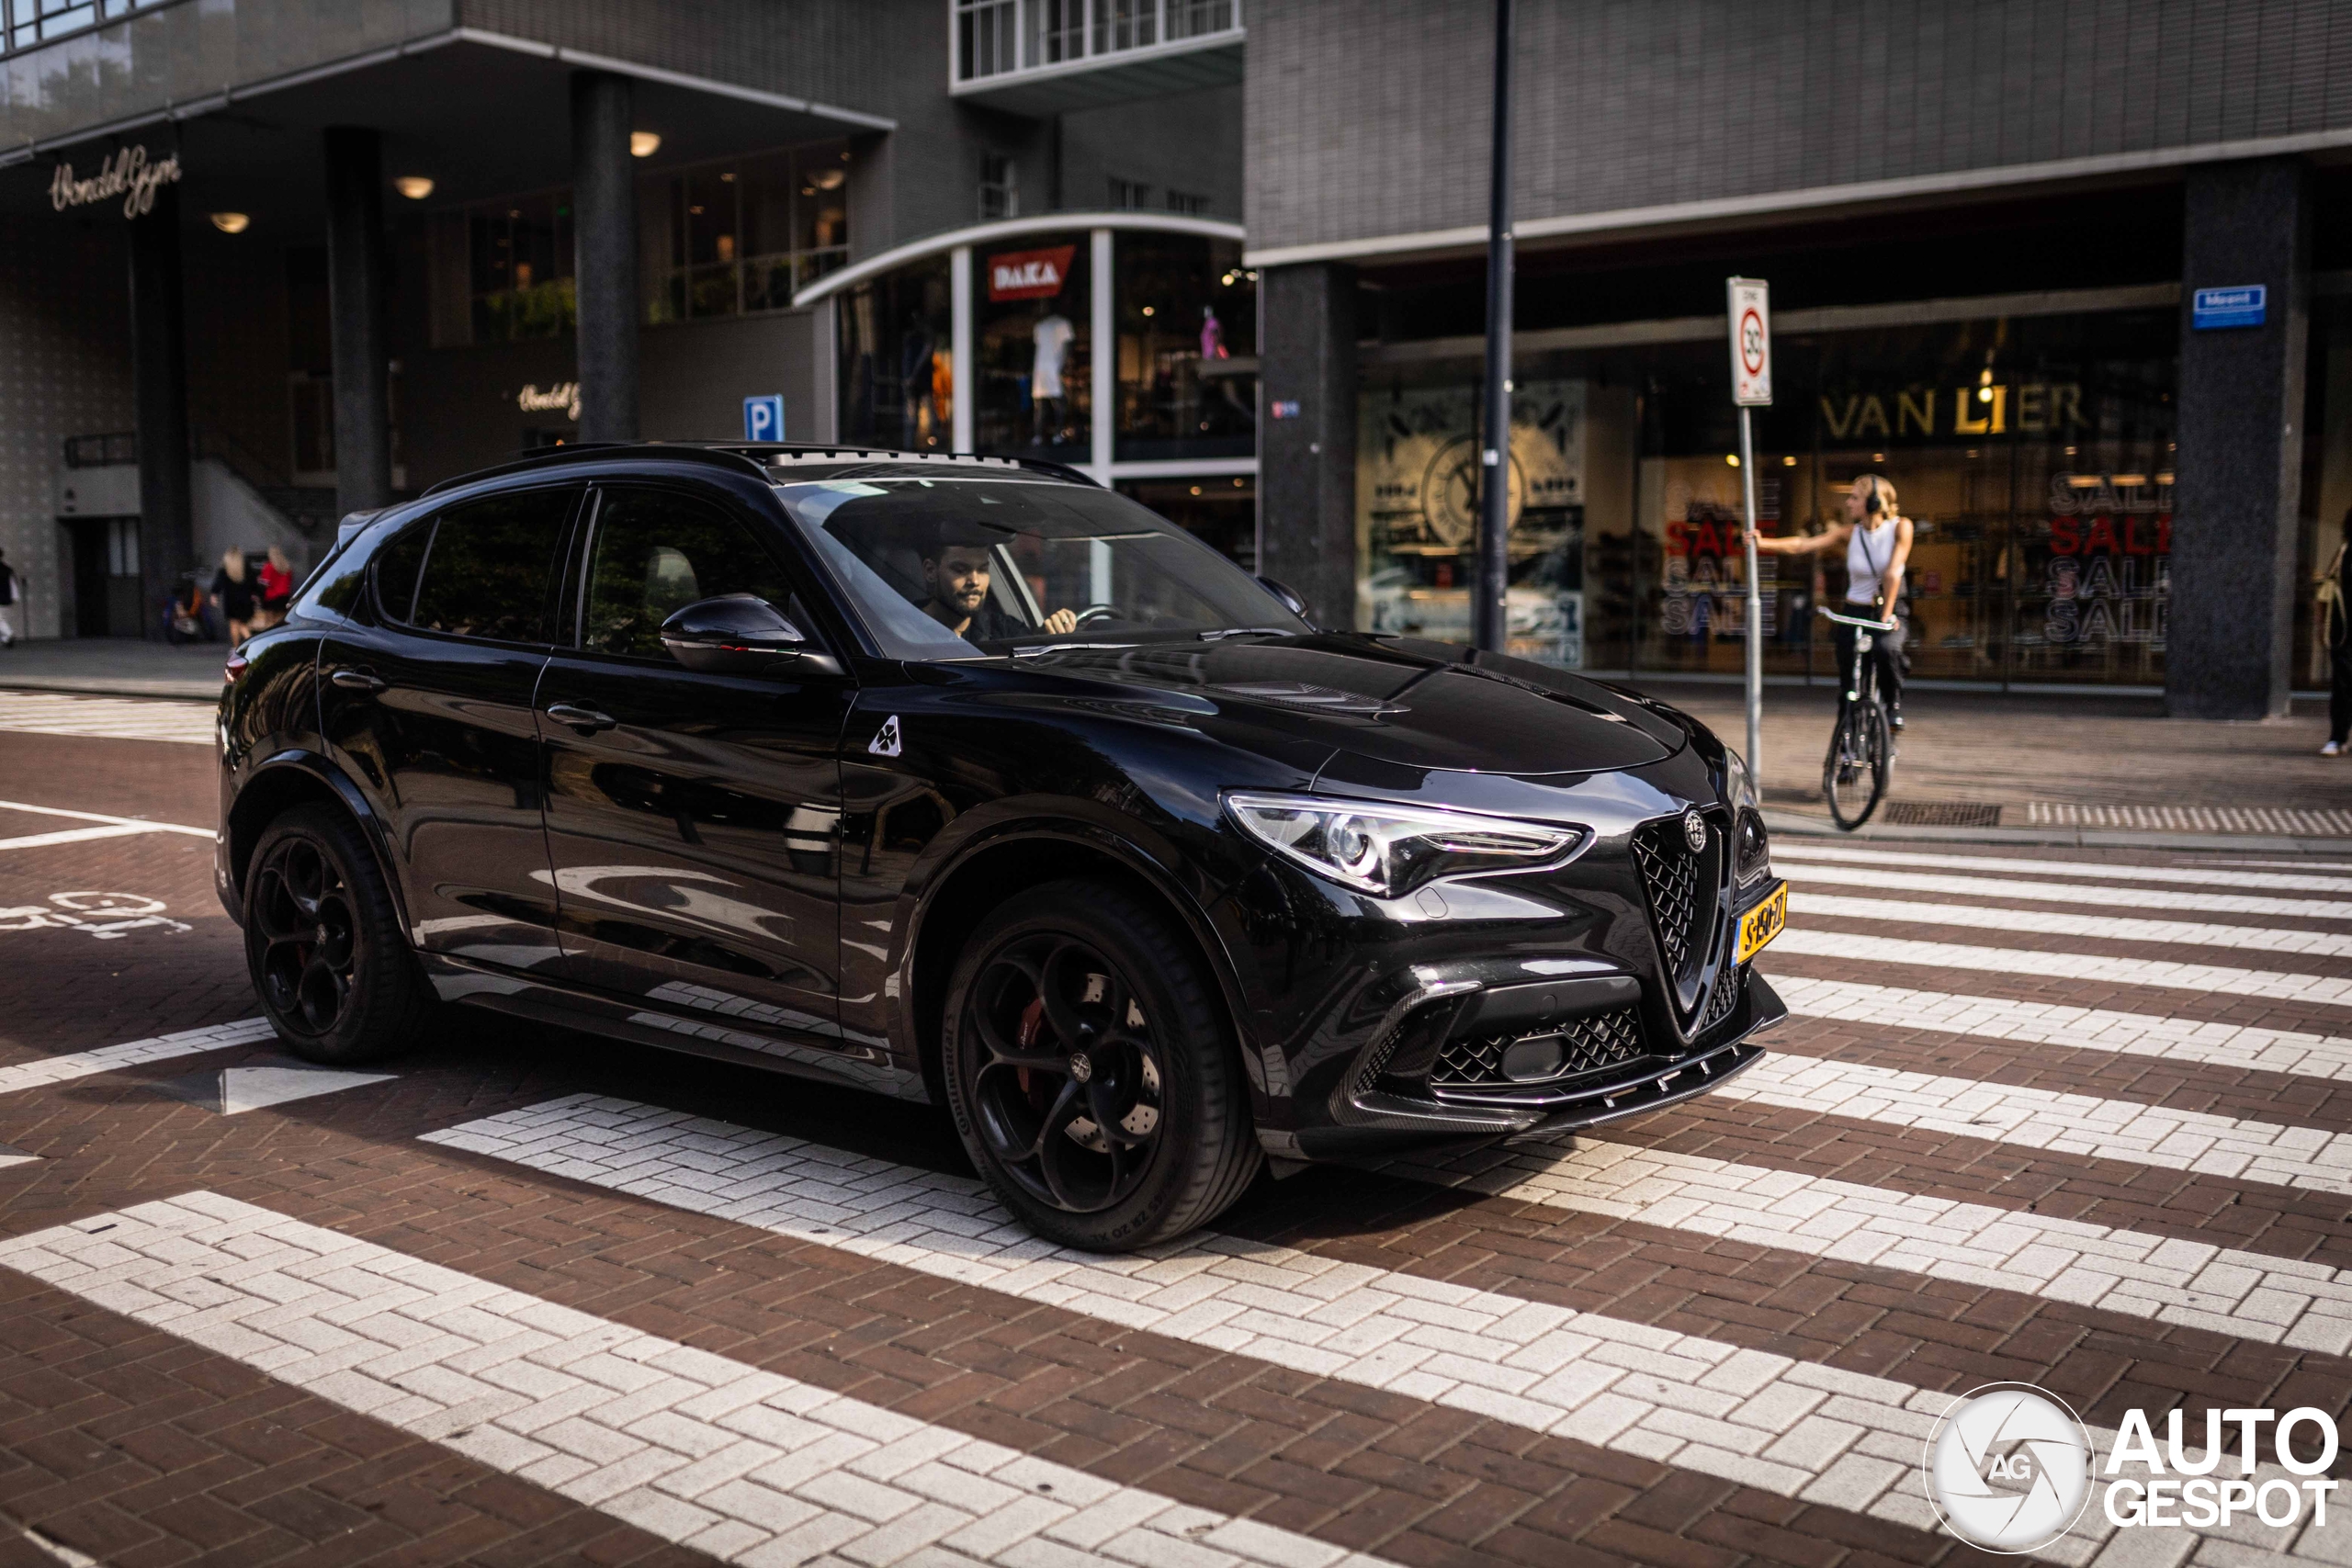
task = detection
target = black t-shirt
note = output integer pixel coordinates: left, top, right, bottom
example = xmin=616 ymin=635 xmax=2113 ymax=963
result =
xmin=212 ymin=570 xmax=257 ymax=619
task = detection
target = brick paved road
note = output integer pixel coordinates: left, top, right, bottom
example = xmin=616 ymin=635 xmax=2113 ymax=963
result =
xmin=0 ymin=718 xmax=2348 ymax=1564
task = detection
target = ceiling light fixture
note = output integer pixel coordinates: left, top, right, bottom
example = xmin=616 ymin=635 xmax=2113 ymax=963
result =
xmin=209 ymin=212 xmax=249 ymax=233
xmin=630 ymin=131 xmax=662 ymax=158
xmin=393 ymin=175 xmax=434 ymax=200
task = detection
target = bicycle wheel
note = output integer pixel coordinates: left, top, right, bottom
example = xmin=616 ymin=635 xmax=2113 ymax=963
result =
xmin=1824 ymin=701 xmax=1889 ymax=830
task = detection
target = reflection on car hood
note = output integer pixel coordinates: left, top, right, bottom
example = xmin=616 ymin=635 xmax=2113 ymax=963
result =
xmin=1006 ymin=634 xmax=1680 ymax=774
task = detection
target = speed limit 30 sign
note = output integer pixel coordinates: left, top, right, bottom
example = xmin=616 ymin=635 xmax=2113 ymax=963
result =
xmin=1728 ymin=277 xmax=1770 ymax=406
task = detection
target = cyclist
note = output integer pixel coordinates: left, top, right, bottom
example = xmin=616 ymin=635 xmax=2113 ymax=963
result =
xmin=1747 ymin=472 xmax=1914 ymax=729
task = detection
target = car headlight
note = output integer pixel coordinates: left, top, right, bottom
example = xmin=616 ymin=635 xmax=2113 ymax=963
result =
xmin=1723 ymin=747 xmax=1758 ymax=811
xmin=1735 ymin=807 xmax=1771 ymax=887
xmin=1226 ymin=793 xmax=1584 ymax=897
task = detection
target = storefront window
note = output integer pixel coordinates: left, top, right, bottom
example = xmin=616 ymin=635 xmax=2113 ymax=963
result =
xmin=1355 ymin=377 xmax=1585 ymax=666
xmin=1113 ymin=233 xmax=1255 ymax=461
xmin=837 ymin=257 xmax=954 ymax=451
xmin=1358 ymin=308 xmax=2181 ymax=688
xmin=1116 ymin=476 xmax=1257 ymax=570
xmin=973 ymin=232 xmax=1091 ymax=460
xmin=645 ymin=143 xmax=851 ymax=325
xmin=465 ymin=194 xmax=575 ymax=343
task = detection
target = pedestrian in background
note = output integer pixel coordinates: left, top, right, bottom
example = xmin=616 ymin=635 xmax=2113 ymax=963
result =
xmin=2323 ymin=522 xmax=2349 ymax=758
xmin=212 ymin=549 xmax=256 ymax=645
xmin=0 ymin=548 xmax=19 ymax=648
xmin=256 ymin=546 xmax=295 ymax=629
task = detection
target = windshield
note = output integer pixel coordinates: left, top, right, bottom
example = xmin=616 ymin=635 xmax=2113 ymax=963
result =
xmin=775 ymin=477 xmax=1306 ymax=659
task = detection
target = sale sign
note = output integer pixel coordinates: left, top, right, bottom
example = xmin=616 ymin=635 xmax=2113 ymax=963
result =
xmin=987 ymin=245 xmax=1075 ymax=301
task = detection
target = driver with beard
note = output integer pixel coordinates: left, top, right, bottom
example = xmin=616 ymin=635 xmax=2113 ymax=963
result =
xmin=918 ymin=524 xmax=1080 ymax=640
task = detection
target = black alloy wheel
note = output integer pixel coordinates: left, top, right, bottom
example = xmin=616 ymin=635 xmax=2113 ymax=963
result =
xmin=943 ymin=879 xmax=1262 ymax=1250
xmin=243 ymin=803 xmax=430 ymax=1065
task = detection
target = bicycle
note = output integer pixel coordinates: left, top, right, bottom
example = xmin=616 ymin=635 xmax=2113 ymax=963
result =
xmin=1817 ymin=605 xmax=1899 ymax=830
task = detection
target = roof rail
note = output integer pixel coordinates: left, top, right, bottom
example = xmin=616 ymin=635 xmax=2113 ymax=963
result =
xmin=420 ymin=441 xmax=1101 ymax=498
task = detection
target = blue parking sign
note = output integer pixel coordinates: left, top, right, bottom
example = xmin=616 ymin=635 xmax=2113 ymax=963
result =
xmin=743 ymin=393 xmax=786 ymax=441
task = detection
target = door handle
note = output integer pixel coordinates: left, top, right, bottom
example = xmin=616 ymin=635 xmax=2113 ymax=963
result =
xmin=330 ymin=669 xmax=386 ymax=694
xmin=545 ymin=703 xmax=618 ymax=735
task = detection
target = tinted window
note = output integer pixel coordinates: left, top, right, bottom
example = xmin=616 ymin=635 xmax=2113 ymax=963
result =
xmin=409 ymin=489 xmax=575 ymax=642
xmin=372 ymin=519 xmax=433 ymax=623
xmin=582 ymin=489 xmax=807 ymax=660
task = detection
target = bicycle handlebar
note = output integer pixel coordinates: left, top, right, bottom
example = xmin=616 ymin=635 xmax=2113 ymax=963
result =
xmin=1816 ymin=606 xmax=1897 ymax=632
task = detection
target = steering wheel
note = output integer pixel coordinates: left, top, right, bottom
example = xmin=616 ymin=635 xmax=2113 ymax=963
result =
xmin=1071 ymin=604 xmax=1122 ymax=627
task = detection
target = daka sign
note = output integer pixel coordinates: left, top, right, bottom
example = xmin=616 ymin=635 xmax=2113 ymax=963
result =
xmin=987 ymin=245 xmax=1075 ymax=302
xmin=51 ymin=144 xmax=182 ymax=220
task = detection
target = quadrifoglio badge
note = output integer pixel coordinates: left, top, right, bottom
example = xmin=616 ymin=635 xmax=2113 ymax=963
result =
xmin=1923 ymin=1384 xmax=2341 ymax=1551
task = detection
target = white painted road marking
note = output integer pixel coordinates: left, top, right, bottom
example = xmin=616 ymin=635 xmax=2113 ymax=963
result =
xmin=1770 ymin=975 xmax=2352 ymax=1081
xmin=1775 ymin=842 xmax=2352 ymax=896
xmin=0 ymin=1018 xmax=275 ymax=1097
xmin=1724 ymin=1053 xmax=2352 ymax=1194
xmin=0 ymin=799 xmax=212 ymax=839
xmin=0 ymin=824 xmax=160 ymax=853
xmin=0 ymin=1192 xmax=1398 ymax=1568
xmin=1770 ymin=927 xmax=2352 ymax=1007
xmin=1780 ymin=863 xmax=2352 ymax=920
xmin=421 ymin=1095 xmax=2312 ymax=1563
xmin=153 ymin=1063 xmax=397 ymax=1115
xmin=1791 ymin=891 xmax=2352 ymax=957
xmin=1413 ymin=1134 xmax=2352 ymax=1352
xmin=0 ymin=692 xmax=216 ymax=746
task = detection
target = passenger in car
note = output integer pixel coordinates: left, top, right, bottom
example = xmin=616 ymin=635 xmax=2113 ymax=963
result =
xmin=918 ymin=525 xmax=1078 ymax=639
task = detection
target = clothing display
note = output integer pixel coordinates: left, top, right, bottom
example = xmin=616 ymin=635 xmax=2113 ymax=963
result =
xmin=1032 ymin=314 xmax=1074 ymax=400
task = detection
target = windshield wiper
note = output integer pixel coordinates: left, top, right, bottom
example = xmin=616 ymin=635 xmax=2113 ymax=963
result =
xmin=1197 ymin=626 xmax=1296 ymax=641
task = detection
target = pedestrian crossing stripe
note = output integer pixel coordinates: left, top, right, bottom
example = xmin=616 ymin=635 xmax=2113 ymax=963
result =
xmin=0 ymin=691 xmax=215 ymax=745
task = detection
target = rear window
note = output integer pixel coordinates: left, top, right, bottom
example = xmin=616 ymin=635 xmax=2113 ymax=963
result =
xmin=372 ymin=520 xmax=432 ymax=622
xmin=407 ymin=488 xmax=577 ymax=643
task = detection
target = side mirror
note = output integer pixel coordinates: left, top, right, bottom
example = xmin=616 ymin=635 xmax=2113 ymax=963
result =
xmin=1256 ymin=575 xmax=1312 ymax=623
xmin=659 ymin=593 xmax=841 ymax=676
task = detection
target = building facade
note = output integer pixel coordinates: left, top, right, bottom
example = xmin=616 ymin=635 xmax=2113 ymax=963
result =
xmin=1248 ymin=0 xmax=2352 ymax=717
xmin=3 ymin=0 xmax=2341 ymax=718
xmin=0 ymin=0 xmax=1247 ymax=637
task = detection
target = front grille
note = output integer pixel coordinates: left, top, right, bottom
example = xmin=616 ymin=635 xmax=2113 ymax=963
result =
xmin=1429 ymin=1006 xmax=1645 ymax=1088
xmin=1700 ymin=964 xmax=1742 ymax=1033
xmin=1630 ymin=818 xmax=1703 ymax=982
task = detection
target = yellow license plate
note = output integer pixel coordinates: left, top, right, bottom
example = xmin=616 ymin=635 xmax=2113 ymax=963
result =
xmin=1736 ymin=881 xmax=1788 ymax=964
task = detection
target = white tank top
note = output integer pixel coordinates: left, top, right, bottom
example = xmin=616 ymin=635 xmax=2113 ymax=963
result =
xmin=1846 ymin=519 xmax=1900 ymax=605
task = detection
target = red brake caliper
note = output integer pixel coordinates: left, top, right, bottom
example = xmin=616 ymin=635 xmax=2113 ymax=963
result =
xmin=1015 ymin=996 xmax=1046 ymax=1094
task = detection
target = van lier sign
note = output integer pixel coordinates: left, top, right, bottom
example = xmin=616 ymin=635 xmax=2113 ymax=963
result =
xmin=51 ymin=145 xmax=182 ymax=220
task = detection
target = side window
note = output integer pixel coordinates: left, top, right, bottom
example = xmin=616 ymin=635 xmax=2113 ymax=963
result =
xmin=372 ymin=518 xmax=433 ymax=624
xmin=581 ymin=489 xmax=811 ymax=661
xmin=409 ymin=488 xmax=576 ymax=643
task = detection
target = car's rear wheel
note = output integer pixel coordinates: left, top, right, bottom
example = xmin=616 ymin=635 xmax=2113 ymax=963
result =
xmin=941 ymin=879 xmax=1261 ymax=1251
xmin=243 ymin=803 xmax=430 ymax=1065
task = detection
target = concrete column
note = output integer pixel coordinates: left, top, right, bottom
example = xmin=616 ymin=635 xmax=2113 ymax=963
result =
xmin=129 ymin=180 xmax=193 ymax=639
xmin=571 ymin=70 xmax=639 ymax=443
xmin=324 ymin=126 xmax=391 ymax=517
xmin=2167 ymin=157 xmax=2310 ymax=719
xmin=1257 ymin=262 xmax=1357 ymax=626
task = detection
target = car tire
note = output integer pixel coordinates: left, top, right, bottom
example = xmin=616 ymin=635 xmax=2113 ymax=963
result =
xmin=941 ymin=878 xmax=1262 ymax=1251
xmin=243 ymin=802 xmax=431 ymax=1066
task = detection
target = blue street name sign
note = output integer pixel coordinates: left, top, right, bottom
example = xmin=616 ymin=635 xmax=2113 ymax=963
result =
xmin=2191 ymin=286 xmax=2266 ymax=331
xmin=743 ymin=393 xmax=786 ymax=440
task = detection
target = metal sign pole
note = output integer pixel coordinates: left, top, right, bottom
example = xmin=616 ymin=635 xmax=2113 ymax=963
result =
xmin=1738 ymin=404 xmax=1762 ymax=794
xmin=1474 ymin=0 xmax=1515 ymax=653
xmin=1725 ymin=276 xmax=1771 ymax=802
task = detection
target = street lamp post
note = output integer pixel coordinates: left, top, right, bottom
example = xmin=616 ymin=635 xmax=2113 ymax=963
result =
xmin=1474 ymin=0 xmax=1515 ymax=654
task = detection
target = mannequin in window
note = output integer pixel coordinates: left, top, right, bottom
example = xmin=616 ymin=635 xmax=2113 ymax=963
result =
xmin=1032 ymin=311 xmax=1074 ymax=445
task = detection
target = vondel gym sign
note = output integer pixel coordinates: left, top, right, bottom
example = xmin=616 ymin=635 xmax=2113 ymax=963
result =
xmin=51 ymin=145 xmax=182 ymax=220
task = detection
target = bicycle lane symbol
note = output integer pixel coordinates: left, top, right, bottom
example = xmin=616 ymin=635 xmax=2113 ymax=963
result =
xmin=0 ymin=892 xmax=191 ymax=941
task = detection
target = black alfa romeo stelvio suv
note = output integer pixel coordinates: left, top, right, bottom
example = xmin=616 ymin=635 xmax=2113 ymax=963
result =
xmin=217 ymin=444 xmax=1790 ymax=1251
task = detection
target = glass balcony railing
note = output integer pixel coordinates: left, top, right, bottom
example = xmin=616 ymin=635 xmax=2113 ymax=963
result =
xmin=954 ymin=0 xmax=1240 ymax=87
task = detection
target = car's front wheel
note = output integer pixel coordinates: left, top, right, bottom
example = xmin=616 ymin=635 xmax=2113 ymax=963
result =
xmin=941 ymin=879 xmax=1261 ymax=1251
xmin=243 ymin=803 xmax=430 ymax=1065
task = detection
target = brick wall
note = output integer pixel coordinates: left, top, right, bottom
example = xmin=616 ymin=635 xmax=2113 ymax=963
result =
xmin=0 ymin=221 xmax=135 ymax=638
